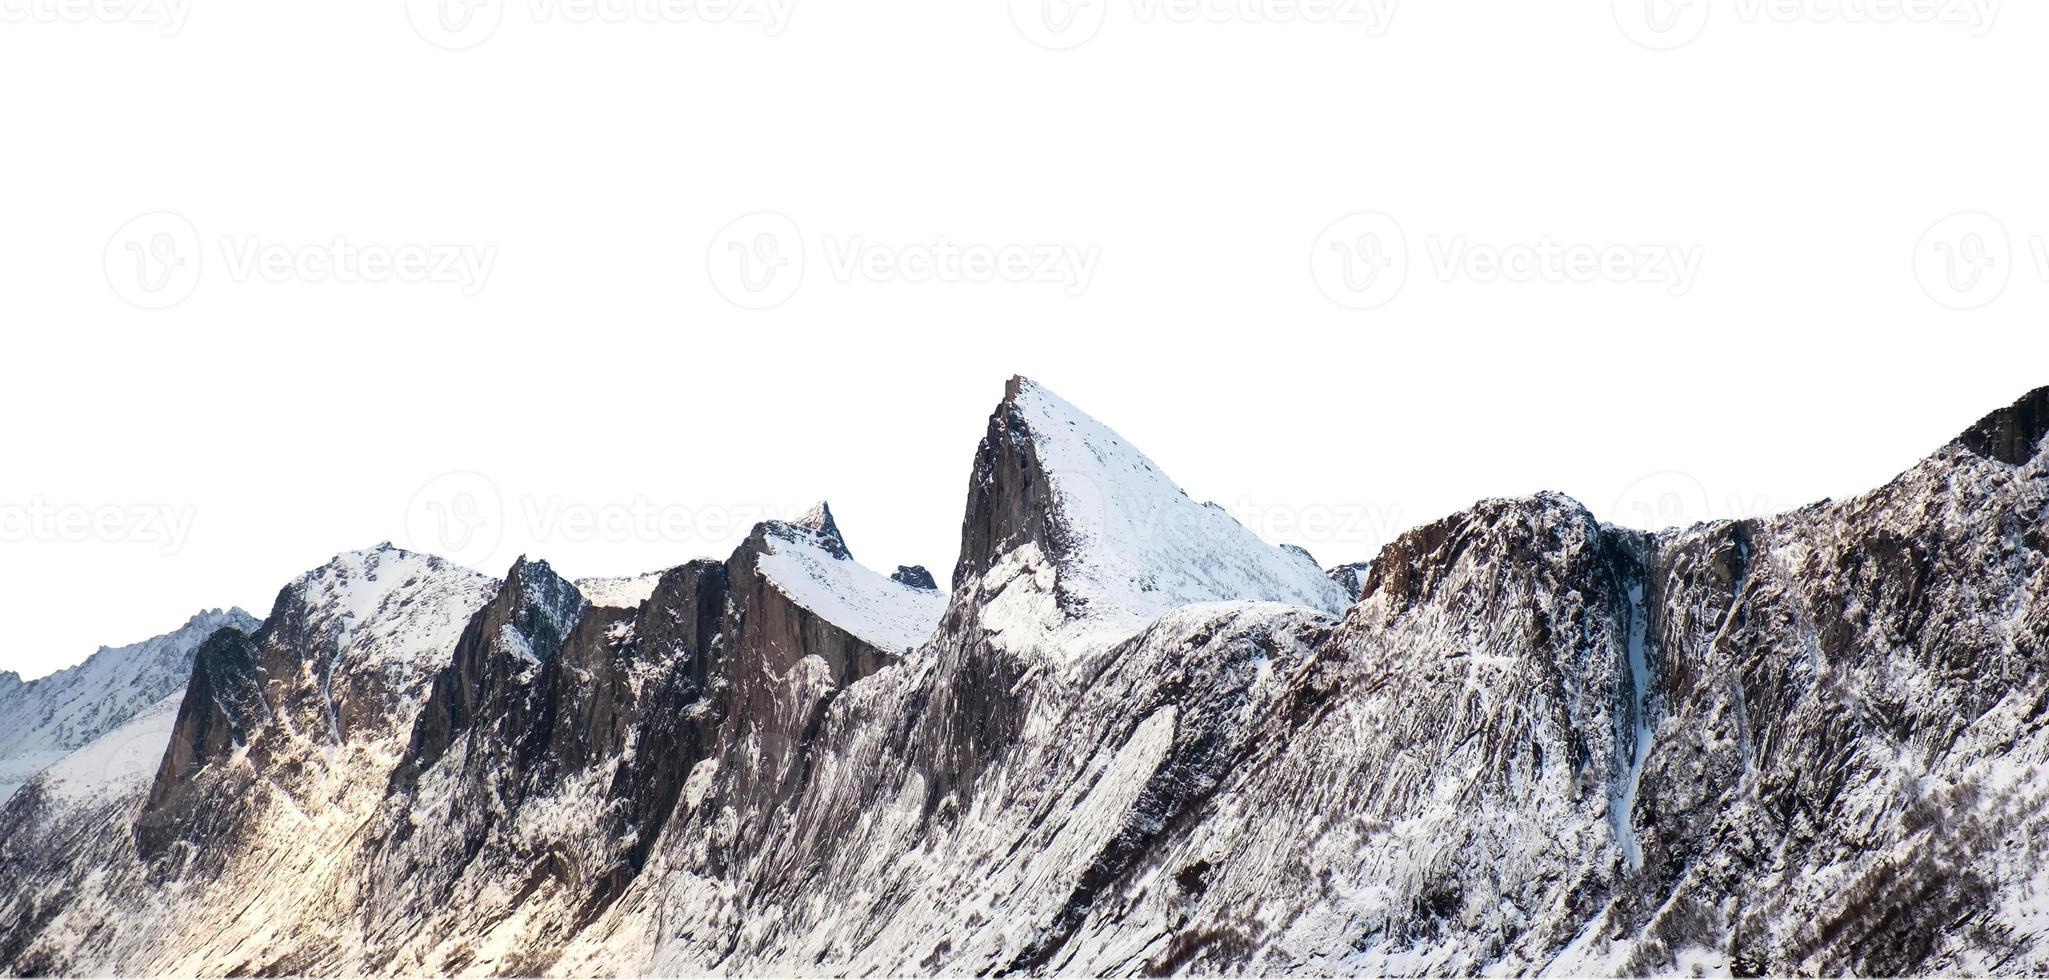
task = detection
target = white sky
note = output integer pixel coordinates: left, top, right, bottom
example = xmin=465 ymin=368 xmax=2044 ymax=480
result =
xmin=3 ymin=0 xmax=2045 ymax=679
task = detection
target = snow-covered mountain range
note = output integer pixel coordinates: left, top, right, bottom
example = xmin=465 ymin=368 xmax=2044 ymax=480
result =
xmin=0 ymin=608 xmax=258 ymax=805
xmin=2 ymin=378 xmax=2046 ymax=976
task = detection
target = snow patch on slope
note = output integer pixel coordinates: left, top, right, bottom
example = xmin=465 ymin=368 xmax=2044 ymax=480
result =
xmin=576 ymin=572 xmax=667 ymax=609
xmin=0 ymin=608 xmax=258 ymax=805
xmin=290 ymin=544 xmax=497 ymax=680
xmin=33 ymin=692 xmax=182 ymax=803
xmin=1004 ymin=379 xmax=1349 ymax=640
xmin=1613 ymin=581 xmax=1653 ymax=869
xmin=756 ymin=525 xmax=947 ymax=653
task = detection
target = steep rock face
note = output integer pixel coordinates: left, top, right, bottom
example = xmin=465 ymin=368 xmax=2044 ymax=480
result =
xmin=1959 ymin=385 xmax=2049 ymax=466
xmin=1600 ymin=416 xmax=2049 ymax=977
xmin=345 ymin=505 xmax=945 ymax=976
xmin=136 ymin=547 xmax=496 ymax=870
xmin=892 ymin=564 xmax=939 ymax=590
xmin=138 ymin=627 xmax=266 ymax=859
xmin=1326 ymin=560 xmax=1373 ymax=601
xmin=4 ymin=378 xmax=2049 ymax=978
xmin=0 ymin=546 xmax=498 ymax=975
xmin=546 ymin=382 xmax=1379 ymax=976
xmin=952 ymin=377 xmax=1347 ymax=659
xmin=0 ymin=608 xmax=259 ymax=804
xmin=394 ymin=556 xmax=585 ymax=787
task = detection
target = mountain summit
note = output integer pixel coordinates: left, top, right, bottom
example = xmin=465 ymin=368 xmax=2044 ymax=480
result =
xmin=955 ymin=377 xmax=1347 ymax=654
xmin=2 ymin=379 xmax=2047 ymax=977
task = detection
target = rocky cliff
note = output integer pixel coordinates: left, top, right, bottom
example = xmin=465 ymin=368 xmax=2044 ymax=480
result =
xmin=2 ymin=380 xmax=2045 ymax=977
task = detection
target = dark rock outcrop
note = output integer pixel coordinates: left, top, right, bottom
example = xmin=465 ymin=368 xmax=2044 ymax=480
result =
xmin=7 ymin=379 xmax=2049 ymax=978
xmin=1325 ymin=560 xmax=1373 ymax=600
xmin=953 ymin=376 xmax=1069 ymax=590
xmin=891 ymin=565 xmax=938 ymax=590
xmin=138 ymin=627 xmax=264 ymax=858
xmin=1957 ymin=384 xmax=2049 ymax=465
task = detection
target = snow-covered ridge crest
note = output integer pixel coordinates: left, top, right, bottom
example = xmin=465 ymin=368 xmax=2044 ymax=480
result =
xmin=264 ymin=544 xmax=500 ymax=740
xmin=575 ymin=570 xmax=666 ymax=609
xmin=751 ymin=501 xmax=946 ymax=653
xmin=961 ymin=377 xmax=1348 ymax=653
xmin=0 ymin=607 xmax=259 ymax=805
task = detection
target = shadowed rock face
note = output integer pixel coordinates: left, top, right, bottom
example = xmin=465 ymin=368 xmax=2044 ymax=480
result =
xmin=892 ymin=565 xmax=938 ymax=590
xmin=344 ymin=514 xmax=928 ymax=974
xmin=5 ymin=380 xmax=2049 ymax=977
xmin=953 ymin=376 xmax=1069 ymax=591
xmin=1958 ymin=385 xmax=2049 ymax=465
xmin=138 ymin=627 xmax=264 ymax=859
xmin=392 ymin=557 xmax=584 ymax=791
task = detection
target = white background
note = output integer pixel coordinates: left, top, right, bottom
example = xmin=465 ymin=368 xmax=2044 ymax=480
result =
xmin=3 ymin=0 xmax=2044 ymax=678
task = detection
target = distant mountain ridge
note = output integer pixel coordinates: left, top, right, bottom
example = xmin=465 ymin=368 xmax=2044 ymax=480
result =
xmin=2 ymin=379 xmax=2046 ymax=976
xmin=0 ymin=608 xmax=259 ymax=805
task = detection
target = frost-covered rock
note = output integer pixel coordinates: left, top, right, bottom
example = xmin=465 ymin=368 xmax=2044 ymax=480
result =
xmin=0 ymin=608 xmax=258 ymax=805
xmin=3 ymin=380 xmax=2048 ymax=977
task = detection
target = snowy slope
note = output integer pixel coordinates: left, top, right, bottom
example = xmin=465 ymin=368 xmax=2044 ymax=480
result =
xmin=3 ymin=382 xmax=2047 ymax=978
xmin=0 ymin=608 xmax=258 ymax=804
xmin=30 ymin=692 xmax=183 ymax=803
xmin=1007 ymin=378 xmax=1347 ymax=621
xmin=754 ymin=506 xmax=947 ymax=653
xmin=960 ymin=378 xmax=1349 ymax=658
xmin=574 ymin=571 xmax=666 ymax=609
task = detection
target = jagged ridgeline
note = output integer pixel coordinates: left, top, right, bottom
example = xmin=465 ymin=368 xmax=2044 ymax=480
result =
xmin=2 ymin=379 xmax=2047 ymax=976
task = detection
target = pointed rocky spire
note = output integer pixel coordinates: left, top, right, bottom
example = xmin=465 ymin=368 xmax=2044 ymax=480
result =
xmin=767 ymin=500 xmax=853 ymax=560
xmin=1956 ymin=385 xmax=2049 ymax=465
xmin=890 ymin=565 xmax=938 ymax=590
xmin=951 ymin=376 xmax=1348 ymax=626
xmin=494 ymin=557 xmax=586 ymax=663
xmin=953 ymin=376 xmax=1066 ymax=589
